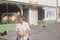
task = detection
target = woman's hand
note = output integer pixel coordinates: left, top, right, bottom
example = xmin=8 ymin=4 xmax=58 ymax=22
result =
xmin=16 ymin=29 xmax=30 ymax=38
xmin=19 ymin=33 xmax=25 ymax=37
xmin=24 ymin=29 xmax=30 ymax=35
xmin=16 ymin=31 xmax=25 ymax=38
xmin=19 ymin=30 xmax=30 ymax=37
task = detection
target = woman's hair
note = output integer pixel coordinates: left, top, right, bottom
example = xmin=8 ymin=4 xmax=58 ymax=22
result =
xmin=18 ymin=15 xmax=24 ymax=20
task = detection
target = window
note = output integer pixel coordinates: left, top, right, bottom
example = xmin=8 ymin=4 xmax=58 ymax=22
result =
xmin=0 ymin=3 xmax=21 ymax=23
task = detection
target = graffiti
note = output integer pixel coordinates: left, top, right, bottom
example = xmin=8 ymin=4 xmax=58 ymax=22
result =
xmin=46 ymin=10 xmax=54 ymax=17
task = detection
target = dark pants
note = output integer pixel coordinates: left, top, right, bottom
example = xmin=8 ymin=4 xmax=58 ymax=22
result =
xmin=27 ymin=38 xmax=29 ymax=40
xmin=17 ymin=38 xmax=29 ymax=40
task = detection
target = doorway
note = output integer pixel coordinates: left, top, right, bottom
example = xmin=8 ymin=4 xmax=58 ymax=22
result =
xmin=38 ymin=7 xmax=45 ymax=20
xmin=23 ymin=8 xmax=29 ymax=23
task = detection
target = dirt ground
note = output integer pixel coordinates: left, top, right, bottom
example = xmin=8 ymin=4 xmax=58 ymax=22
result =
xmin=0 ymin=23 xmax=60 ymax=40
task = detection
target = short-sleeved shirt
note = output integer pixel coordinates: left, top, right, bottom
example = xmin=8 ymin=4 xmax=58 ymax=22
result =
xmin=16 ymin=22 xmax=30 ymax=40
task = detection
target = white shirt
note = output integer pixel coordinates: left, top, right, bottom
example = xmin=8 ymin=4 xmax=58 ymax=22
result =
xmin=16 ymin=22 xmax=30 ymax=40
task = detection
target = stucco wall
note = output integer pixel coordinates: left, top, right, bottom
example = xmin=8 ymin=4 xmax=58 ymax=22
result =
xmin=29 ymin=7 xmax=38 ymax=25
xmin=44 ymin=7 xmax=56 ymax=21
xmin=58 ymin=0 xmax=60 ymax=6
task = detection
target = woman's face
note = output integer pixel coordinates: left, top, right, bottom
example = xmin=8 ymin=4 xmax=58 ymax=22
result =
xmin=18 ymin=18 xmax=23 ymax=23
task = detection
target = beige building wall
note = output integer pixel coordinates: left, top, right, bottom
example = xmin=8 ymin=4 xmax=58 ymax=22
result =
xmin=7 ymin=0 xmax=58 ymax=24
xmin=29 ymin=7 xmax=38 ymax=25
xmin=9 ymin=0 xmax=57 ymax=7
xmin=58 ymin=0 xmax=60 ymax=6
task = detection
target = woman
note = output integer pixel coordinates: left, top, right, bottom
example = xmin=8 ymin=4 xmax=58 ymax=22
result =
xmin=16 ymin=16 xmax=31 ymax=40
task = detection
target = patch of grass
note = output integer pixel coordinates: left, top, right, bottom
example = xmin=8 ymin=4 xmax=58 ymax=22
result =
xmin=38 ymin=20 xmax=56 ymax=25
xmin=0 ymin=24 xmax=15 ymax=32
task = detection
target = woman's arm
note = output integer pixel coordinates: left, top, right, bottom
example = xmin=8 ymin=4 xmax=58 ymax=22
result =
xmin=16 ymin=31 xmax=25 ymax=38
xmin=16 ymin=30 xmax=30 ymax=38
xmin=16 ymin=24 xmax=25 ymax=37
xmin=25 ymin=29 xmax=30 ymax=35
xmin=24 ymin=23 xmax=31 ymax=35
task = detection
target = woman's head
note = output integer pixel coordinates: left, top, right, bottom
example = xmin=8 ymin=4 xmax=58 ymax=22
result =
xmin=18 ymin=16 xmax=24 ymax=23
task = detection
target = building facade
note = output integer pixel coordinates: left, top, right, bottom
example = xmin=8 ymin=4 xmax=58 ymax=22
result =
xmin=0 ymin=0 xmax=60 ymax=25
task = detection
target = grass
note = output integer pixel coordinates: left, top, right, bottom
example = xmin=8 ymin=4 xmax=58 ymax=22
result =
xmin=0 ymin=23 xmax=15 ymax=32
xmin=0 ymin=20 xmax=57 ymax=32
xmin=38 ymin=20 xmax=56 ymax=25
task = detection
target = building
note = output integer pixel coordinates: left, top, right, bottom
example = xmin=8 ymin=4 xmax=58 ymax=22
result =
xmin=0 ymin=0 xmax=60 ymax=25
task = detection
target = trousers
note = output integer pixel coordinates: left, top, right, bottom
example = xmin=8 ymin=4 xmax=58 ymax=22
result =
xmin=17 ymin=38 xmax=29 ymax=40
